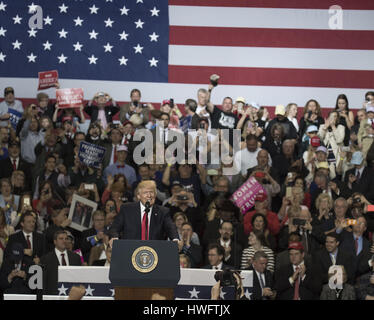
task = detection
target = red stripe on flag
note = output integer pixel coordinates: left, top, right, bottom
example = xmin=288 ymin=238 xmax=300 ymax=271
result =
xmin=169 ymin=0 xmax=374 ymax=10
xmin=170 ymin=26 xmax=374 ymax=50
xmin=168 ymin=65 xmax=374 ymax=89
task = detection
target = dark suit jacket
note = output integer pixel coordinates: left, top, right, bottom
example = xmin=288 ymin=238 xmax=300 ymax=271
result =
xmin=119 ymin=103 xmax=150 ymax=125
xmin=84 ymin=104 xmax=119 ymax=124
xmin=0 ymin=256 xmax=33 ymax=294
xmin=339 ymin=230 xmax=370 ymax=277
xmin=4 ymin=230 xmax=46 ymax=264
xmin=249 ymin=266 xmax=274 ymax=300
xmin=40 ymin=250 xmax=82 ymax=295
xmin=150 ymin=127 xmax=185 ymax=148
xmin=92 ymin=259 xmax=107 ymax=266
xmin=108 ymin=202 xmax=179 ymax=240
xmin=180 ymin=243 xmax=203 ymax=268
xmin=344 ymin=167 xmax=374 ymax=202
xmin=313 ymin=248 xmax=355 ymax=285
xmin=275 ymin=262 xmax=321 ymax=300
xmin=0 ymin=157 xmax=32 ymax=189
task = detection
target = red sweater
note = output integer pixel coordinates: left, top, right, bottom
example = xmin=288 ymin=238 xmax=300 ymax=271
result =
xmin=243 ymin=210 xmax=280 ymax=236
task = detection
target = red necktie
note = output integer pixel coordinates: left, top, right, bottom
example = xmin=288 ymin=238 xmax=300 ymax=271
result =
xmin=26 ymin=235 xmax=31 ymax=249
xmin=61 ymin=253 xmax=67 ymax=266
xmin=355 ymin=237 xmax=359 ymax=255
xmin=113 ymin=145 xmax=118 ymax=163
xmin=141 ymin=211 xmax=149 ymax=240
xmin=12 ymin=159 xmax=17 ymax=170
xmin=293 ymin=266 xmax=300 ymax=300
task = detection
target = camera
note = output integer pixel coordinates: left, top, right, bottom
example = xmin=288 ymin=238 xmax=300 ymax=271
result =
xmin=352 ymin=197 xmax=361 ymax=205
xmin=177 ymin=195 xmax=188 ymax=201
xmin=307 ymin=110 xmax=312 ymax=118
xmin=133 ymin=101 xmax=139 ymax=107
xmin=293 ymin=218 xmax=306 ymax=226
xmin=214 ymin=269 xmax=239 ymax=287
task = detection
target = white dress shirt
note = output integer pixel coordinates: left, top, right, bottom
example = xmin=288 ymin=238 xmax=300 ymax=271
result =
xmin=55 ymin=248 xmax=70 ymax=266
xmin=213 ymin=262 xmax=223 ymax=270
xmin=10 ymin=157 xmax=19 ymax=170
xmin=140 ymin=202 xmax=153 ymax=228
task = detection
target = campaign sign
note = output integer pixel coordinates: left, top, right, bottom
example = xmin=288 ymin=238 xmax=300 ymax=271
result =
xmin=8 ymin=108 xmax=22 ymax=130
xmin=78 ymin=141 xmax=106 ymax=168
xmin=38 ymin=70 xmax=59 ymax=90
xmin=56 ymin=88 xmax=84 ymax=108
xmin=231 ymin=177 xmax=267 ymax=214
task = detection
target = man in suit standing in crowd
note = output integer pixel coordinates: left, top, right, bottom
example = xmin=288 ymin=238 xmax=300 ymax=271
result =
xmin=313 ymin=232 xmax=355 ymax=285
xmin=108 ymin=180 xmax=180 ymax=245
xmin=5 ymin=211 xmax=45 ymax=266
xmin=249 ymin=251 xmax=276 ymax=300
xmin=275 ymin=242 xmax=321 ymax=300
xmin=40 ymin=230 xmax=81 ymax=295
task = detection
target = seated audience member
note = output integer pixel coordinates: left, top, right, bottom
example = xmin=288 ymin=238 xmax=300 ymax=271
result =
xmin=177 ymin=222 xmax=202 ymax=268
xmin=249 ymin=251 xmax=276 ymax=300
xmin=243 ymin=193 xmax=280 ymax=237
xmin=249 ymin=213 xmax=277 ymax=251
xmin=275 ymin=242 xmax=321 ymax=300
xmin=40 ymin=230 xmax=82 ymax=295
xmin=179 ymin=254 xmax=191 ymax=268
xmin=241 ymin=230 xmax=275 ymax=272
xmin=202 ymin=243 xmax=233 ymax=270
xmin=172 ymin=212 xmax=200 ymax=245
xmin=313 ymin=232 xmax=355 ymax=286
xmin=320 ymin=265 xmax=356 ymax=300
xmin=103 ymin=199 xmax=118 ymax=229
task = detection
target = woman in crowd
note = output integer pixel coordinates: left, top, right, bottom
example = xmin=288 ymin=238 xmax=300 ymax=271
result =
xmin=240 ymin=229 xmax=275 ymax=272
xmin=299 ymin=99 xmax=324 ymax=142
xmin=173 ymin=212 xmax=200 ymax=245
xmin=251 ymin=213 xmax=277 ymax=251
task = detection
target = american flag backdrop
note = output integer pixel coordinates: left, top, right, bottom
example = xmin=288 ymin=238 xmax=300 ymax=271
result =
xmin=0 ymin=0 xmax=373 ymax=109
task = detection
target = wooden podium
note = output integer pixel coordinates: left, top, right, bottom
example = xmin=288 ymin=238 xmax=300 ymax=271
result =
xmin=109 ymin=240 xmax=180 ymax=300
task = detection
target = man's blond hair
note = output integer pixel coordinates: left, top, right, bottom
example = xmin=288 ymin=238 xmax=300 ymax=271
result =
xmin=136 ymin=180 xmax=157 ymax=196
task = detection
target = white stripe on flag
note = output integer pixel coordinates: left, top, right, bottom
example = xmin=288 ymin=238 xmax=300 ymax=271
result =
xmin=169 ymin=6 xmax=374 ymax=31
xmin=169 ymin=45 xmax=374 ymax=71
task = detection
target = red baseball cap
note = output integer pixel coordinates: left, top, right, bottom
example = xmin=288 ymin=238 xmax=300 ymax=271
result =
xmin=310 ymin=136 xmax=321 ymax=147
xmin=122 ymin=120 xmax=133 ymax=127
xmin=254 ymin=171 xmax=265 ymax=179
xmin=162 ymin=99 xmax=170 ymax=106
xmin=255 ymin=192 xmax=267 ymax=202
xmin=288 ymin=242 xmax=304 ymax=251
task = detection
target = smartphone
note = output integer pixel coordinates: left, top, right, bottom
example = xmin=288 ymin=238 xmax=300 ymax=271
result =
xmin=23 ymin=197 xmax=31 ymax=206
xmin=170 ymin=98 xmax=174 ymax=108
xmin=207 ymin=169 xmax=219 ymax=176
xmin=286 ymin=187 xmax=293 ymax=198
xmin=346 ymin=219 xmax=357 ymax=226
xmin=85 ymin=184 xmax=94 ymax=190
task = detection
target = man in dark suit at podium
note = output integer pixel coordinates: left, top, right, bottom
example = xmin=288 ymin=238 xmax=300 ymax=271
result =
xmin=108 ymin=180 xmax=180 ymax=246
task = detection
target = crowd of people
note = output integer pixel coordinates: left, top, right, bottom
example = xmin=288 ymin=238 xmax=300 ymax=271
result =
xmin=1 ymin=77 xmax=374 ymax=300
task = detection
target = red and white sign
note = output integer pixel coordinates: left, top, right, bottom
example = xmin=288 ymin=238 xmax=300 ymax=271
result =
xmin=56 ymin=88 xmax=84 ymax=108
xmin=38 ymin=70 xmax=59 ymax=90
xmin=231 ymin=177 xmax=267 ymax=214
